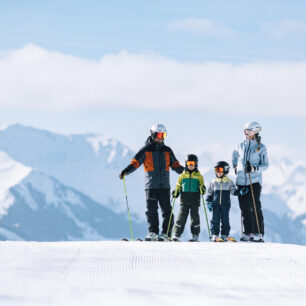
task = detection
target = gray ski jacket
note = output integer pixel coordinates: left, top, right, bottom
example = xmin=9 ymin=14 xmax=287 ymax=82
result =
xmin=232 ymin=139 xmax=269 ymax=186
xmin=206 ymin=176 xmax=238 ymax=206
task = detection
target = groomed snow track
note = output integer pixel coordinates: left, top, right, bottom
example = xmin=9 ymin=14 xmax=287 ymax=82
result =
xmin=0 ymin=241 xmax=305 ymax=306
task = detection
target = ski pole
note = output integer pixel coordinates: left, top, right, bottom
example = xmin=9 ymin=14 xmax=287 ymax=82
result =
xmin=248 ymin=173 xmax=261 ymax=236
xmin=123 ymin=176 xmax=134 ymax=241
xmin=166 ymin=197 xmax=176 ymax=238
xmin=200 ymin=193 xmax=211 ymax=241
xmin=241 ymin=213 xmax=244 ymax=236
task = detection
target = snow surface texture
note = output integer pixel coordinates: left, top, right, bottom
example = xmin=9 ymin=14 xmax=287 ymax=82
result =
xmin=0 ymin=241 xmax=305 ymax=306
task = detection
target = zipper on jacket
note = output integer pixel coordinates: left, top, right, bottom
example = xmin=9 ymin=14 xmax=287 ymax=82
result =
xmin=158 ymin=146 xmax=162 ymax=189
xmin=219 ymin=181 xmax=223 ymax=205
xmin=244 ymin=140 xmax=251 ymax=185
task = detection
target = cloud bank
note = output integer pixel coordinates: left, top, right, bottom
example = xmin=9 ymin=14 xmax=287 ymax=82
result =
xmin=0 ymin=44 xmax=305 ymax=116
xmin=168 ymin=18 xmax=235 ymax=38
xmin=261 ymin=19 xmax=306 ymax=40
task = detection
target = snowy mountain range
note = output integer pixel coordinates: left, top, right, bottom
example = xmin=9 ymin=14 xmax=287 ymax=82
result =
xmin=0 ymin=124 xmax=305 ymax=244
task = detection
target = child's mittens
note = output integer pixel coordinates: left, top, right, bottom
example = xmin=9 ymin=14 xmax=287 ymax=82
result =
xmin=206 ymin=202 xmax=213 ymax=212
xmin=234 ymin=189 xmax=239 ymax=196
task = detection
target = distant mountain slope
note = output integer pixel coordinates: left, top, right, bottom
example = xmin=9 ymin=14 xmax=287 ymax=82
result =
xmin=0 ymin=124 xmax=136 ymax=210
xmin=0 ymin=166 xmax=145 ymax=241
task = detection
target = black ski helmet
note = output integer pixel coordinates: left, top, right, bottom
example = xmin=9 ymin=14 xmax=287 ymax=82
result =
xmin=185 ymin=154 xmax=198 ymax=168
xmin=214 ymin=161 xmax=230 ymax=175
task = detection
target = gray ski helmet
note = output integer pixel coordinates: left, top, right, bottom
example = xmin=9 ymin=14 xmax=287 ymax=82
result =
xmin=185 ymin=154 xmax=198 ymax=165
xmin=150 ymin=123 xmax=167 ymax=139
xmin=214 ymin=161 xmax=230 ymax=175
xmin=244 ymin=122 xmax=262 ymax=134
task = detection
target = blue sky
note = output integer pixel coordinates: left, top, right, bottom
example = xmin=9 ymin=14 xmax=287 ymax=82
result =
xmin=0 ymin=0 xmax=305 ymax=157
xmin=1 ymin=0 xmax=306 ymax=62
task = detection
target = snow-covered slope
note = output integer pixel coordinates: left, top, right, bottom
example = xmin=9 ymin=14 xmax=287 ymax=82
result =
xmin=0 ymin=150 xmax=31 ymax=215
xmin=0 ymin=124 xmax=139 ymax=212
xmin=0 ymin=241 xmax=305 ymax=306
xmin=0 ymin=151 xmax=145 ymax=241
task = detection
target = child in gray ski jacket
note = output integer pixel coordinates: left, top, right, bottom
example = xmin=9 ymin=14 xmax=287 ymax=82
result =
xmin=206 ymin=161 xmax=238 ymax=242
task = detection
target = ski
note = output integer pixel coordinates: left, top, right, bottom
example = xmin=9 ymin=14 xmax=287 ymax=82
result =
xmin=144 ymin=238 xmax=158 ymax=241
xmin=211 ymin=237 xmax=225 ymax=242
xmin=121 ymin=238 xmax=143 ymax=241
xmin=249 ymin=239 xmax=264 ymax=243
xmin=216 ymin=238 xmax=225 ymax=242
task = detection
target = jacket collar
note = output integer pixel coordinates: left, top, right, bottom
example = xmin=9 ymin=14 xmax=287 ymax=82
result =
xmin=145 ymin=136 xmax=164 ymax=148
xmin=215 ymin=176 xmax=230 ymax=183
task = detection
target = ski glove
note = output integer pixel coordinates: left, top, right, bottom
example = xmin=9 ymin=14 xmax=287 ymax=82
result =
xmin=119 ymin=170 xmax=127 ymax=179
xmin=172 ymin=190 xmax=180 ymax=198
xmin=206 ymin=202 xmax=213 ymax=212
xmin=245 ymin=161 xmax=252 ymax=173
xmin=200 ymin=185 xmax=206 ymax=195
xmin=119 ymin=164 xmax=134 ymax=179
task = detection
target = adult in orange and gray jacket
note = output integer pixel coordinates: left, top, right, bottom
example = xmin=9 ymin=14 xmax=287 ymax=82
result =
xmin=121 ymin=136 xmax=183 ymax=189
xmin=120 ymin=136 xmax=184 ymax=236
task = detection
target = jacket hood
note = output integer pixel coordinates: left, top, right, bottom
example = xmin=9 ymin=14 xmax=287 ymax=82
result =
xmin=145 ymin=136 xmax=165 ymax=147
xmin=145 ymin=136 xmax=153 ymax=145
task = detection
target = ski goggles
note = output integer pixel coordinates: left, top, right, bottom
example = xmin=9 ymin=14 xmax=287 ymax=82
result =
xmin=186 ymin=161 xmax=196 ymax=166
xmin=155 ymin=132 xmax=167 ymax=139
xmin=215 ymin=167 xmax=224 ymax=173
xmin=244 ymin=129 xmax=255 ymax=137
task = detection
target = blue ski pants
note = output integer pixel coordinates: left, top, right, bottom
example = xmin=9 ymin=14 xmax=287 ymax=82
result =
xmin=210 ymin=204 xmax=230 ymax=236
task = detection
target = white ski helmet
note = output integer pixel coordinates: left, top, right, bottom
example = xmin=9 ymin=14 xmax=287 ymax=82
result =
xmin=150 ymin=123 xmax=167 ymax=139
xmin=244 ymin=122 xmax=262 ymax=134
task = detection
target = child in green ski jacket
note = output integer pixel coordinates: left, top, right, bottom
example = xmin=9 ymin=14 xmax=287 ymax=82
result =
xmin=172 ymin=154 xmax=206 ymax=242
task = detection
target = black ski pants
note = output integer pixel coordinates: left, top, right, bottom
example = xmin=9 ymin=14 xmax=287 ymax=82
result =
xmin=174 ymin=204 xmax=200 ymax=237
xmin=238 ymin=183 xmax=264 ymax=235
xmin=145 ymin=189 xmax=173 ymax=235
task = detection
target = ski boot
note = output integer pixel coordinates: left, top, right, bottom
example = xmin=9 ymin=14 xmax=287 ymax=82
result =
xmin=240 ymin=233 xmax=253 ymax=242
xmin=189 ymin=235 xmax=199 ymax=242
xmin=211 ymin=235 xmax=221 ymax=242
xmin=145 ymin=232 xmax=159 ymax=241
xmin=172 ymin=236 xmax=181 ymax=242
xmin=250 ymin=234 xmax=264 ymax=243
xmin=158 ymin=233 xmax=171 ymax=241
xmin=221 ymin=235 xmax=229 ymax=242
xmin=227 ymin=236 xmax=237 ymax=242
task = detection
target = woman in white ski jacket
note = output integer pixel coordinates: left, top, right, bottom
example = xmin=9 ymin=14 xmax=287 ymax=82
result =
xmin=232 ymin=122 xmax=269 ymax=242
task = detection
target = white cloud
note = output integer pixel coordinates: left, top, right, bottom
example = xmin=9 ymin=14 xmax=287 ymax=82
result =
xmin=169 ymin=17 xmax=235 ymax=38
xmin=260 ymin=19 xmax=306 ymax=39
xmin=0 ymin=44 xmax=306 ymax=117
